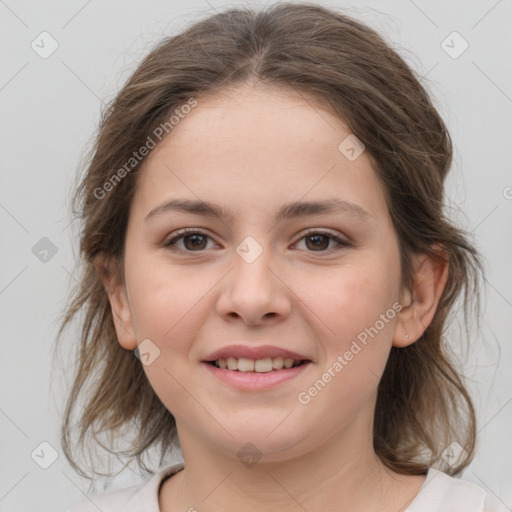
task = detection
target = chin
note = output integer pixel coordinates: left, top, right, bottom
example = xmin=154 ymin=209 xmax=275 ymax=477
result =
xmin=206 ymin=421 xmax=310 ymax=463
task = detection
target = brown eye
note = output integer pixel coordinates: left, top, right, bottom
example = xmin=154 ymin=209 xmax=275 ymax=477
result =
xmin=182 ymin=234 xmax=208 ymax=250
xmin=305 ymin=234 xmax=330 ymax=251
xmin=294 ymin=231 xmax=349 ymax=253
xmin=164 ymin=229 xmax=213 ymax=251
xmin=163 ymin=229 xmax=349 ymax=255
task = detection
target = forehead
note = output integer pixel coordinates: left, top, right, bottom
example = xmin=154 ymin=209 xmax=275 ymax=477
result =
xmin=157 ymin=84 xmax=344 ymax=157
xmin=134 ymin=84 xmax=389 ymax=223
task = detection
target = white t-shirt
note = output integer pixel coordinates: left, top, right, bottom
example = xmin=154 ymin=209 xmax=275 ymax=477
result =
xmin=64 ymin=462 xmax=488 ymax=512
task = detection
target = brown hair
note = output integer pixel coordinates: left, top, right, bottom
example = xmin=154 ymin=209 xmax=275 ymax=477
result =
xmin=55 ymin=2 xmax=484 ymax=480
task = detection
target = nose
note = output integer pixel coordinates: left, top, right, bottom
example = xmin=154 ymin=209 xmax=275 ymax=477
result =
xmin=216 ymin=242 xmax=292 ymax=326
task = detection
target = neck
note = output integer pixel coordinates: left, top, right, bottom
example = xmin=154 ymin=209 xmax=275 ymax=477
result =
xmin=160 ymin=424 xmax=425 ymax=512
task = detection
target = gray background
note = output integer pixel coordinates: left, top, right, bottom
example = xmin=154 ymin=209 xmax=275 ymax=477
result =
xmin=1 ymin=0 xmax=511 ymax=511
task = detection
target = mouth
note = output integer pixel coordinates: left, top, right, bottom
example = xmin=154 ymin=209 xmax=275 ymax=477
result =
xmin=203 ymin=358 xmax=313 ymax=390
xmin=202 ymin=345 xmax=313 ymax=389
xmin=206 ymin=356 xmax=309 ymax=372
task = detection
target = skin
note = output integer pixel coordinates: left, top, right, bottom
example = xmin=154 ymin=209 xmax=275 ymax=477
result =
xmin=98 ymin=83 xmax=448 ymax=512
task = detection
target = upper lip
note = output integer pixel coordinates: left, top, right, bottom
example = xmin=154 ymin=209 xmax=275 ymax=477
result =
xmin=203 ymin=345 xmax=311 ymax=362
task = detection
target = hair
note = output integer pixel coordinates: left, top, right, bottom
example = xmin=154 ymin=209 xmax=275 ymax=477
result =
xmin=55 ymin=1 xmax=485 ymax=480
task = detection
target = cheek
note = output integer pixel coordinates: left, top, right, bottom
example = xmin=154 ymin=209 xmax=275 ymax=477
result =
xmin=295 ymin=268 xmax=398 ymax=429
xmin=126 ymin=259 xmax=215 ymax=417
xmin=299 ymin=258 xmax=399 ymax=340
xmin=295 ymin=256 xmax=400 ymax=405
xmin=126 ymin=255 xmax=215 ymax=351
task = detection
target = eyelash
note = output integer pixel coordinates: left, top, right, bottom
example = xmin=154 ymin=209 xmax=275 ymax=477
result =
xmin=163 ymin=228 xmax=350 ymax=254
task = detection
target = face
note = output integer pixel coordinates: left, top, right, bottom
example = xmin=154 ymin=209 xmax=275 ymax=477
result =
xmin=108 ymin=84 xmax=410 ymax=462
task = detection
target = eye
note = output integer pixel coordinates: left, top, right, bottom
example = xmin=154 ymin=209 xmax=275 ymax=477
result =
xmin=293 ymin=230 xmax=350 ymax=253
xmin=163 ymin=228 xmax=215 ymax=252
xmin=163 ymin=228 xmax=349 ymax=254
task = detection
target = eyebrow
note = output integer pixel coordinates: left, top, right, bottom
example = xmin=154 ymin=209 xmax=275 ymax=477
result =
xmin=145 ymin=198 xmax=372 ymax=224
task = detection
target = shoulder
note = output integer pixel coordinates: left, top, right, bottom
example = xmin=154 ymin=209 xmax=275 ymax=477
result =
xmin=64 ymin=483 xmax=142 ymax=512
xmin=406 ymin=468 xmax=488 ymax=512
xmin=63 ymin=463 xmax=184 ymax=512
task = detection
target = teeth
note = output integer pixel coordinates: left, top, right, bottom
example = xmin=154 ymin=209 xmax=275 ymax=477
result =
xmin=254 ymin=358 xmax=272 ymax=372
xmin=272 ymin=357 xmax=284 ymax=369
xmin=213 ymin=356 xmax=304 ymax=372
xmin=238 ymin=358 xmax=255 ymax=372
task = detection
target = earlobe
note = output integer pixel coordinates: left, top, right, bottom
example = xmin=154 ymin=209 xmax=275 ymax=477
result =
xmin=93 ymin=254 xmax=138 ymax=351
xmin=393 ymin=245 xmax=449 ymax=348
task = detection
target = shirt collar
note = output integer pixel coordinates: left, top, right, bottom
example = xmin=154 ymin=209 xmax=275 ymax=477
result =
xmin=121 ymin=462 xmax=185 ymax=512
xmin=405 ymin=468 xmax=486 ymax=511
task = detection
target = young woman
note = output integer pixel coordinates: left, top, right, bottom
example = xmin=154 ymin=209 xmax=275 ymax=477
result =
xmin=58 ymin=3 xmax=488 ymax=511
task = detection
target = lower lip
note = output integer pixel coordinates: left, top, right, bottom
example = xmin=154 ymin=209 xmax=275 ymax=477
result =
xmin=203 ymin=362 xmax=312 ymax=390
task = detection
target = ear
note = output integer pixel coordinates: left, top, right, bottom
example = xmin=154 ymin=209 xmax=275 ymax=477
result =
xmin=94 ymin=254 xmax=138 ymax=351
xmin=393 ymin=244 xmax=449 ymax=348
